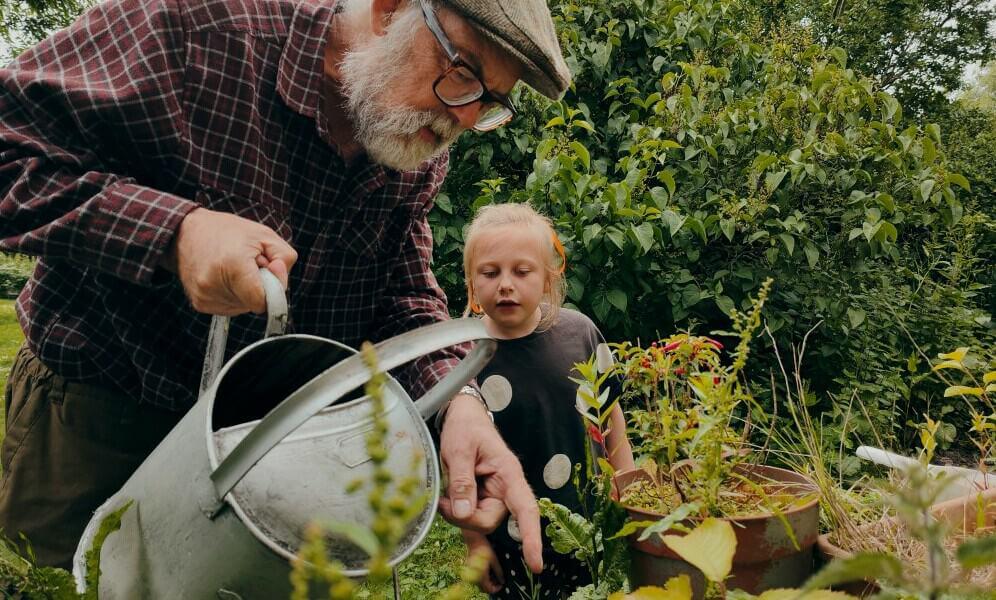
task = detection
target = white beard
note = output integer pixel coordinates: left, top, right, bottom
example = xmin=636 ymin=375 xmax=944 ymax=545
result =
xmin=338 ymin=7 xmax=463 ymax=171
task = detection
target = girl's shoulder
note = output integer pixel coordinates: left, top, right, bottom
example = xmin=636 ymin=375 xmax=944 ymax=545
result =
xmin=546 ymin=307 xmax=603 ymax=343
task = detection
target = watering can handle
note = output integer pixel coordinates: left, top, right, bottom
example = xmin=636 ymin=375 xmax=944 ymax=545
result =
xmin=199 ymin=268 xmax=288 ymax=394
xmin=208 ymin=318 xmax=495 ymax=512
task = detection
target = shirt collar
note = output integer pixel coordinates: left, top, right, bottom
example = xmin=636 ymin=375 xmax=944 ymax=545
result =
xmin=277 ymin=0 xmax=339 ymax=143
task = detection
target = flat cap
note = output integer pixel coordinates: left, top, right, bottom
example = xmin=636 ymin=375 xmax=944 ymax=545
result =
xmin=438 ymin=0 xmax=572 ymax=100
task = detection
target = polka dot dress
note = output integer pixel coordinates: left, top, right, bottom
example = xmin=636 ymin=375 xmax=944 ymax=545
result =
xmin=476 ymin=309 xmax=610 ymax=599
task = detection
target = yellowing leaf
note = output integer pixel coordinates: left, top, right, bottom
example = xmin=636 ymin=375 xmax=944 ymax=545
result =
xmin=609 ymin=576 xmax=693 ymax=600
xmin=932 ymin=360 xmax=967 ymax=372
xmin=758 ymin=590 xmax=858 ymax=600
xmin=944 ymin=386 xmax=984 ymax=397
xmin=987 ymin=384 xmax=996 ymax=393
xmin=662 ymin=518 xmax=736 ymax=583
xmin=937 ymin=347 xmax=969 ymax=362
xmin=983 ymin=371 xmax=996 ymax=384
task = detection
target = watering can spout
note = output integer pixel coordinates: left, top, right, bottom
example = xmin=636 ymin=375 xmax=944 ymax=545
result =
xmin=855 ymin=445 xmax=996 ymax=503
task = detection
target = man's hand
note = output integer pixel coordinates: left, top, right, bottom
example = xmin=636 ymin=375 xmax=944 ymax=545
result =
xmin=438 ymin=394 xmax=543 ymax=574
xmin=163 ymin=208 xmax=298 ymax=315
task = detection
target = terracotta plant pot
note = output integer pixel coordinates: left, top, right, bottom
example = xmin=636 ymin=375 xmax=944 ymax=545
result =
xmin=614 ymin=464 xmax=820 ymax=598
xmin=816 ymin=487 xmax=996 ymax=598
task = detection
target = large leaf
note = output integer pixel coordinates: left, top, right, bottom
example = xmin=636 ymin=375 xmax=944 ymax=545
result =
xmin=756 ymin=590 xmax=858 ymax=600
xmin=804 ymin=553 xmax=905 ymax=590
xmin=662 ymin=518 xmax=736 ymax=583
xmin=538 ymin=498 xmax=595 ymax=561
xmin=609 ymin=576 xmax=693 ymax=600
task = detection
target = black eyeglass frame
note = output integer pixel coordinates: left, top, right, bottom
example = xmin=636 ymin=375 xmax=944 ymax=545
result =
xmin=417 ymin=0 xmax=516 ymax=131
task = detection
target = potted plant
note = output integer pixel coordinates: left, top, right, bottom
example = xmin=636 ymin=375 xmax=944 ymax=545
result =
xmin=586 ymin=280 xmax=821 ymax=597
xmin=814 ymin=347 xmax=996 ymax=596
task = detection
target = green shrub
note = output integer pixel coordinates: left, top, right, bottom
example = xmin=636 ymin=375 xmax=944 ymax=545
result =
xmin=435 ymin=0 xmax=994 ymax=448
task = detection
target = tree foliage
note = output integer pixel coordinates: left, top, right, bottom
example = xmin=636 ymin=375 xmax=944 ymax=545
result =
xmin=754 ymin=0 xmax=996 ymax=115
xmin=0 ymin=0 xmax=93 ymax=63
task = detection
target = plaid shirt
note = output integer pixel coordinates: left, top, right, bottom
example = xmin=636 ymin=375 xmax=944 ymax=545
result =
xmin=0 ymin=0 xmax=466 ymax=411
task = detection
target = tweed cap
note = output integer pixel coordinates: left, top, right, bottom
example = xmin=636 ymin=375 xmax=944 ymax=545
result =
xmin=437 ymin=0 xmax=571 ymax=99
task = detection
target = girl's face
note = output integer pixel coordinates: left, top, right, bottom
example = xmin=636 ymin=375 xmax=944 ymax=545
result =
xmin=470 ymin=225 xmax=549 ymax=339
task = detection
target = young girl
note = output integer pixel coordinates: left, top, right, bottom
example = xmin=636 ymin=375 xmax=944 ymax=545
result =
xmin=459 ymin=203 xmax=634 ymax=599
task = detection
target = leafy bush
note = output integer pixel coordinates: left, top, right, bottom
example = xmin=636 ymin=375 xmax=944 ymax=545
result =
xmin=0 ymin=253 xmax=33 ymax=300
xmin=434 ymin=0 xmax=994 ymax=448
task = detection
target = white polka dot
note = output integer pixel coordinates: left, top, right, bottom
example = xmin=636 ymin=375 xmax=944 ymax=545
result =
xmin=481 ymin=375 xmax=513 ymax=412
xmin=507 ymin=516 xmax=522 ymax=542
xmin=543 ymin=454 xmax=572 ymax=489
xmin=595 ymin=343 xmax=614 ymax=373
xmin=504 ymin=553 xmax=510 ymax=559
xmin=510 ymin=569 xmax=516 ymax=577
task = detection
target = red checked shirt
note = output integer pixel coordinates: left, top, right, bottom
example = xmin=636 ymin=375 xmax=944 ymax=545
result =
xmin=0 ymin=0 xmax=466 ymax=411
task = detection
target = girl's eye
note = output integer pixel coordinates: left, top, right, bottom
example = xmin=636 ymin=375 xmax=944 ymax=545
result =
xmin=482 ymin=271 xmax=497 ymax=278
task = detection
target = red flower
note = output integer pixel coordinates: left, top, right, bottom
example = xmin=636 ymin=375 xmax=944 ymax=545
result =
xmin=674 ymin=367 xmax=686 ymax=376
xmin=713 ymin=376 xmax=721 ymax=385
xmin=587 ymin=424 xmax=605 ymax=445
xmin=704 ymin=337 xmax=724 ymax=350
xmin=662 ymin=340 xmax=682 ymax=352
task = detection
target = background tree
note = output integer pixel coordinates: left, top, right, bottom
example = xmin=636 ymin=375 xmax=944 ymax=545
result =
xmin=754 ymin=0 xmax=996 ymax=116
xmin=0 ymin=0 xmax=93 ymax=63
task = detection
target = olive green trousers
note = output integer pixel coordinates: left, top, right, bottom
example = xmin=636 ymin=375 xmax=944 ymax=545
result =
xmin=0 ymin=344 xmax=180 ymax=569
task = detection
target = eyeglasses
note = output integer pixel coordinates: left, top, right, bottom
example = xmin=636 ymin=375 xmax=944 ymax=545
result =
xmin=418 ymin=0 xmax=516 ymax=131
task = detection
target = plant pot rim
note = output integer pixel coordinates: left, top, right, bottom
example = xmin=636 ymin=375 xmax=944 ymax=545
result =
xmin=817 ymin=485 xmax=996 ymax=560
xmin=613 ymin=463 xmax=821 ymax=523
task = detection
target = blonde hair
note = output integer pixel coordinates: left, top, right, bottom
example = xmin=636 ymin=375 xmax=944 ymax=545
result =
xmin=462 ymin=203 xmax=567 ymax=331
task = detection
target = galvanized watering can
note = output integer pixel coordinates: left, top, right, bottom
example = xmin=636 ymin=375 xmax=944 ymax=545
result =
xmin=72 ymin=269 xmax=495 ymax=598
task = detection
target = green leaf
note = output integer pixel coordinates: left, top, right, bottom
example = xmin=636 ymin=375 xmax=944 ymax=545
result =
xmin=715 ymin=295 xmax=736 ymax=315
xmin=957 ymin=534 xmax=996 ymax=569
xmin=570 ymin=141 xmax=591 ymax=171
xmin=921 ymin=137 xmax=937 ymax=164
xmin=606 ymin=227 xmax=626 ymax=251
xmin=662 ymin=518 xmax=737 ymax=583
xmin=662 ymin=210 xmax=686 ymax=236
xmin=948 ymin=173 xmax=971 ymax=191
xmin=919 ymin=179 xmax=935 ymax=201
xmin=828 ymin=46 xmax=847 ymax=67
xmin=659 ymin=170 xmax=676 ymax=199
xmin=765 ymin=170 xmax=788 ymax=193
xmin=777 ymin=233 xmax=795 ymax=256
xmin=804 ymin=242 xmax=819 ymax=267
xmin=684 ymin=217 xmax=707 ymax=244
xmin=573 ymin=120 xmax=596 ymax=133
xmin=632 ymin=223 xmax=655 ymax=253
xmin=608 ymin=289 xmax=628 ymax=312
xmin=635 ymin=502 xmax=701 ymax=542
xmin=720 ymin=219 xmax=735 ymax=241
xmin=926 ymin=122 xmax=941 ymax=143
xmin=545 ymin=116 xmax=566 ymax=129
xmin=804 ymin=552 xmax=905 ymax=589
xmin=876 ymin=193 xmax=895 ymax=213
xmin=568 ymin=277 xmax=585 ymax=302
xmin=847 ymin=307 xmax=865 ymax=328
xmin=538 ymin=498 xmax=595 ymax=561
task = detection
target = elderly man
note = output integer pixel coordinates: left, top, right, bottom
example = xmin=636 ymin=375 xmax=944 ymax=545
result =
xmin=0 ymin=0 xmax=570 ymax=572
